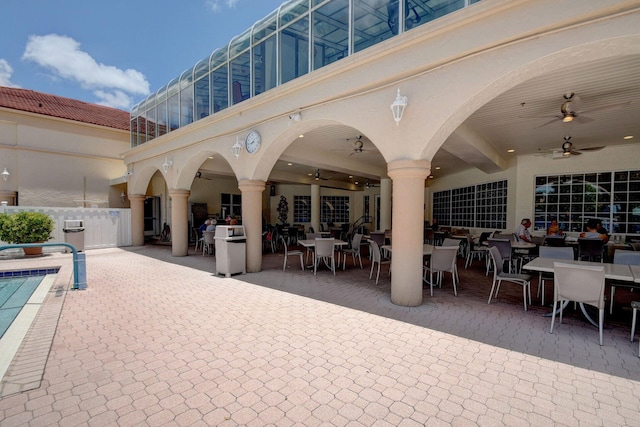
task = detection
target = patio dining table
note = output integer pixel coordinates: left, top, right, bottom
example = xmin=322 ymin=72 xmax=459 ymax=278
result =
xmin=523 ymin=257 xmax=635 ymax=326
xmin=298 ymin=239 xmax=348 ymax=269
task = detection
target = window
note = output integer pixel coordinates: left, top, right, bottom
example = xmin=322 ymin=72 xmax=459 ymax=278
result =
xmin=293 ymin=195 xmax=311 ymax=223
xmin=433 ymin=179 xmax=507 ymax=229
xmin=321 ymin=196 xmax=349 ymax=223
xmin=221 ymin=193 xmax=242 ymax=218
xmin=535 ymin=170 xmax=640 ymax=234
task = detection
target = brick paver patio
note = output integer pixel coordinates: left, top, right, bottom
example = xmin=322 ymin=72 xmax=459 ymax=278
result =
xmin=1 ymin=245 xmax=639 ymax=426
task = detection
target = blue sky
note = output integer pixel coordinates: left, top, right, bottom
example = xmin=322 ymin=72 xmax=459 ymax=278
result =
xmin=0 ymin=0 xmax=284 ymax=110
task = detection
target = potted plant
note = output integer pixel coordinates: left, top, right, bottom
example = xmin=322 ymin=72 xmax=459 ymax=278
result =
xmin=277 ymin=195 xmax=289 ymax=226
xmin=0 ymin=211 xmax=55 ymax=256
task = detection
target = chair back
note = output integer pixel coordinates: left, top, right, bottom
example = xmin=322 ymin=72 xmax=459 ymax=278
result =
xmin=488 ymin=245 xmax=505 ymax=276
xmin=442 ymin=238 xmax=461 ymax=247
xmin=315 ymin=238 xmax=335 ymax=258
xmin=488 ymin=238 xmax=511 ymax=260
xmin=578 ymin=238 xmax=605 ymax=260
xmin=613 ymin=249 xmax=640 ymax=265
xmin=306 ymin=233 xmax=321 ymax=240
xmin=493 ymin=233 xmax=512 ymax=240
xmin=631 ymin=242 xmax=640 ymax=251
xmin=430 ymin=246 xmax=458 ymax=272
xmin=478 ymin=231 xmax=492 ymax=245
xmin=370 ymin=232 xmax=386 ymax=247
xmin=279 ymin=235 xmax=289 ymax=253
xmin=203 ymin=231 xmax=216 ymax=244
xmin=544 ymin=235 xmax=566 ymax=246
xmin=539 ymin=246 xmax=574 ymax=260
xmin=350 ymin=233 xmax=363 ymax=250
xmin=369 ymin=240 xmax=382 ymax=263
xmin=466 ymin=235 xmax=476 ymax=249
xmin=553 ymin=262 xmax=605 ymax=309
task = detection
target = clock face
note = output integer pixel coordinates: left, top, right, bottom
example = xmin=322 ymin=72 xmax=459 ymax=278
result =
xmin=245 ymin=130 xmax=261 ymax=154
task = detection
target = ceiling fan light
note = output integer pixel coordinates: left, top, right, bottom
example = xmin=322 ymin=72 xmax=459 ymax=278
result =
xmin=562 ymin=114 xmax=574 ymax=123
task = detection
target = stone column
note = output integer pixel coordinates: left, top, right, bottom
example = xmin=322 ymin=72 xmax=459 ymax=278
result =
xmin=169 ymin=189 xmax=190 ymax=257
xmin=379 ymin=178 xmax=392 ymax=231
xmin=239 ymin=180 xmax=266 ymax=273
xmin=387 ymin=160 xmax=431 ymax=307
xmin=129 ymin=195 xmax=146 ymax=247
xmin=311 ymin=184 xmax=320 ymax=233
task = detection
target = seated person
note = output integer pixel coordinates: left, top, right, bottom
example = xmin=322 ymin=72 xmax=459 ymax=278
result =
xmin=515 ymin=218 xmax=532 ymax=243
xmin=580 ymin=219 xmax=608 ymax=242
xmin=198 ymin=219 xmax=210 ymax=235
xmin=206 ymin=219 xmax=217 ymax=231
xmin=546 ymin=219 xmax=563 ymax=236
xmin=431 ymin=218 xmax=439 ymax=231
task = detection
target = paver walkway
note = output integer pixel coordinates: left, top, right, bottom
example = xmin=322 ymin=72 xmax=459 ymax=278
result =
xmin=0 ymin=245 xmax=639 ymax=426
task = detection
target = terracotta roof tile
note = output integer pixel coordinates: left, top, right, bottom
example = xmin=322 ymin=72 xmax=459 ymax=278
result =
xmin=0 ymin=86 xmax=130 ymax=131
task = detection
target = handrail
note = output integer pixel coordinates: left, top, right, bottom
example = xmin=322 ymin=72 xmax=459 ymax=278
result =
xmin=0 ymin=243 xmax=87 ymax=290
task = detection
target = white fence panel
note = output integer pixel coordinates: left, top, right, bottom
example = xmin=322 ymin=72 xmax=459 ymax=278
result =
xmin=0 ymin=206 xmax=132 ymax=252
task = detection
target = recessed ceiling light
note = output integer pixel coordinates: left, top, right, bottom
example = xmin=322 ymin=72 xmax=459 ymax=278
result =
xmin=507 ymin=149 xmax=515 ymax=153
xmin=354 ymin=181 xmax=359 ymax=185
xmin=435 ymin=166 xmax=441 ymax=170
xmin=349 ymin=175 xmax=353 ymax=178
xmin=287 ymin=162 xmax=292 ymax=166
xmin=623 ymin=135 xmax=634 ymax=140
xmin=308 ymin=173 xmax=312 ymax=176
xmin=208 ymin=156 xmax=214 ymax=159
xmin=299 ymin=134 xmax=304 ymax=138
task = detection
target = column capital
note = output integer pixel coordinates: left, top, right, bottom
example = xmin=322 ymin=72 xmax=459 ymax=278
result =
xmin=168 ymin=189 xmax=190 ymax=199
xmin=238 ymin=180 xmax=266 ymax=193
xmin=387 ymin=159 xmax=431 ymax=180
xmin=128 ymin=194 xmax=146 ymax=202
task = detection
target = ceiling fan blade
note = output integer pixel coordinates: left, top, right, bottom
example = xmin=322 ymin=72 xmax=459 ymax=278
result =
xmin=535 ymin=117 xmax=562 ymax=128
xmin=573 ymin=115 xmax=595 ymax=124
xmin=582 ymin=100 xmax=631 ymax=114
xmin=569 ymin=150 xmax=582 ymax=156
xmin=576 ymin=146 xmax=605 ymax=152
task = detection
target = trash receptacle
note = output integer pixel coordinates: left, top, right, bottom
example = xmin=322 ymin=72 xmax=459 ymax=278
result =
xmin=214 ymin=225 xmax=246 ymax=277
xmin=63 ymin=220 xmax=85 ymax=252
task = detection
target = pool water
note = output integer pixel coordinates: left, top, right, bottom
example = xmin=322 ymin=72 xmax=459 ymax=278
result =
xmin=0 ymin=276 xmax=45 ymax=339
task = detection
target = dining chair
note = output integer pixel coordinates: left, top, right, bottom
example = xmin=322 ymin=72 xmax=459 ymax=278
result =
xmin=202 ymin=231 xmax=216 ymax=256
xmin=537 ymin=246 xmax=574 ymax=306
xmin=487 ymin=246 xmax=532 ymax=311
xmin=487 ymin=238 xmax=513 ymax=274
xmin=279 ymin=235 xmax=304 ymax=271
xmin=609 ymin=250 xmax=640 ymax=314
xmin=465 ymin=234 xmax=487 ymax=268
xmin=341 ymin=233 xmax=363 ymax=270
xmin=369 ymin=240 xmax=391 ymax=285
xmin=631 ymin=301 xmax=640 ymax=344
xmin=577 ymin=238 xmax=605 ymax=262
xmin=313 ymin=238 xmax=336 ymax=275
xmin=551 ymin=262 xmax=606 ymax=345
xmin=192 ymin=227 xmax=202 ymax=252
xmin=423 ymin=246 xmax=459 ymax=296
xmin=544 ymin=235 xmax=566 ymax=247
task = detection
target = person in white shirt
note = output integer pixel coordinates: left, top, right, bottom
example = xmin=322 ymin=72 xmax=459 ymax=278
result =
xmin=515 ymin=218 xmax=532 ymax=243
xmin=206 ymin=219 xmax=217 ymax=232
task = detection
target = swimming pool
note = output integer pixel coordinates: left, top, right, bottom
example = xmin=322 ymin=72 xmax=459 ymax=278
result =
xmin=0 ymin=268 xmax=59 ymax=382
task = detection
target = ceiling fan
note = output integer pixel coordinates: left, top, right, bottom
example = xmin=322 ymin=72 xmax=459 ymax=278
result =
xmin=534 ymin=92 xmax=630 ymax=128
xmin=553 ymin=136 xmax=604 ymax=158
xmin=365 ymin=179 xmax=380 ymax=188
xmin=195 ymin=170 xmax=215 ymax=180
xmin=314 ymin=169 xmax=330 ymax=181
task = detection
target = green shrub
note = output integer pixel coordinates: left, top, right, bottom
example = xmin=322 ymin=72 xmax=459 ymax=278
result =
xmin=0 ymin=211 xmax=55 ymax=244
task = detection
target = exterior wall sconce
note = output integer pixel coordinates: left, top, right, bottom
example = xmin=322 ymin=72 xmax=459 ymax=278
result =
xmin=162 ymin=157 xmax=173 ymax=173
xmin=120 ymin=191 xmax=126 ymax=203
xmin=123 ymin=171 xmax=133 ymax=182
xmin=1 ymin=168 xmax=9 ymax=181
xmin=390 ymin=88 xmax=408 ymax=125
xmin=231 ymin=136 xmax=243 ymax=159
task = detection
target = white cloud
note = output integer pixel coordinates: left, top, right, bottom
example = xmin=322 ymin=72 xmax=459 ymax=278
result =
xmin=93 ymin=90 xmax=133 ymax=110
xmin=206 ymin=0 xmax=239 ymax=12
xmin=0 ymin=59 xmax=20 ymax=88
xmin=22 ymin=34 xmax=150 ymax=108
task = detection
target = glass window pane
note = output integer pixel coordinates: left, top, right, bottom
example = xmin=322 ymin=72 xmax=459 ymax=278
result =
xmin=281 ymin=16 xmax=309 ymax=84
xmin=194 ymin=58 xmax=209 ymax=80
xmin=280 ymin=0 xmax=309 ymax=26
xmin=167 ymin=94 xmax=179 ymax=132
xmin=353 ymin=0 xmax=394 ymax=52
xmin=146 ymin=107 xmax=156 ymax=141
xmin=254 ymin=34 xmax=277 ymax=95
xmin=211 ymin=64 xmax=228 ymax=113
xmin=253 ymin=10 xmax=277 ymax=43
xmin=180 ymin=84 xmax=194 ymax=127
xmin=195 ymin=77 xmax=210 ymax=120
xmin=313 ymin=0 xmax=349 ymax=70
xmin=209 ymin=48 xmax=227 ymax=70
xmin=229 ymin=29 xmax=251 ymax=58
xmin=412 ymin=0 xmax=465 ymax=30
xmin=231 ymin=51 xmax=250 ymax=105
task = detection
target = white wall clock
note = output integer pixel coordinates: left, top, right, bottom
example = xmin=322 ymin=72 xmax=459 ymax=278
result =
xmin=245 ymin=130 xmax=262 ymax=154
